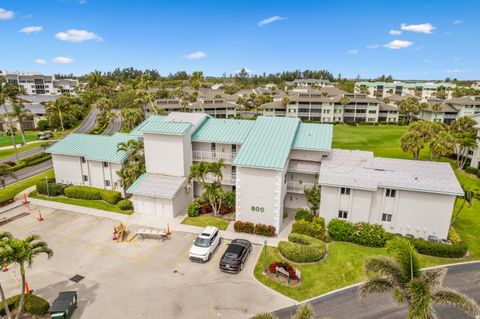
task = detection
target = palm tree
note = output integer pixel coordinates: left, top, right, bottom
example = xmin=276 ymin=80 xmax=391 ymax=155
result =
xmin=360 ymin=237 xmax=480 ymax=319
xmin=431 ymin=103 xmax=442 ymax=122
xmin=120 ymin=108 xmax=145 ymax=130
xmin=398 ymin=97 xmax=421 ymax=124
xmin=0 ymin=234 xmax=53 ymax=319
xmin=207 ymin=159 xmax=226 ymax=185
xmin=0 ymin=231 xmax=14 ymax=319
xmin=0 ymin=78 xmax=21 ymax=162
xmin=85 ymin=70 xmax=109 ymax=97
xmin=116 ymin=162 xmax=142 ymax=193
xmin=281 ymin=96 xmax=290 ymax=107
xmin=44 ymin=95 xmax=71 ymax=134
xmin=339 ymin=96 xmax=351 ymax=117
xmin=0 ymin=164 xmax=14 ymax=188
xmin=11 ymin=103 xmax=31 ymax=146
xmin=117 ymin=139 xmax=143 ymax=164
xmin=203 ymin=182 xmax=225 ymax=216
xmin=430 ymin=130 xmax=455 ymax=160
xmin=187 ymin=162 xmax=209 ymax=185
xmin=450 ymin=185 xmax=474 ymax=227
xmin=401 ymin=131 xmax=424 ymax=160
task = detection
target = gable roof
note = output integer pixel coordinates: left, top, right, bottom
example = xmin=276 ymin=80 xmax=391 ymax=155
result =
xmin=293 ymin=123 xmax=333 ymax=151
xmin=46 ymin=132 xmax=137 ymax=163
xmin=233 ymin=116 xmax=300 ymax=170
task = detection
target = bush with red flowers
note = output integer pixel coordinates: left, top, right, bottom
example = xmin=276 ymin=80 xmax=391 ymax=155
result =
xmin=268 ymin=261 xmax=297 ymax=280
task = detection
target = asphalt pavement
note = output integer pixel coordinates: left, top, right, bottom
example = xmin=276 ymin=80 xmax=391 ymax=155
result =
xmin=4 ymin=159 xmax=52 ymax=186
xmin=103 ymin=114 xmax=122 ymax=135
xmin=273 ymin=262 xmax=480 ymax=319
xmin=74 ymin=107 xmax=98 ymax=133
xmin=0 ymin=145 xmax=45 ymax=164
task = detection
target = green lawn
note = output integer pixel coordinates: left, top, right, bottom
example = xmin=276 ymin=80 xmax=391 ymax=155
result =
xmin=254 ymin=242 xmax=463 ymax=301
xmin=0 ymin=143 xmax=43 ymax=160
xmin=0 ymin=170 xmax=54 ymax=205
xmin=30 ymin=191 xmax=133 ymax=215
xmin=0 ymin=131 xmax=38 ymax=147
xmin=181 ymin=215 xmax=230 ymax=230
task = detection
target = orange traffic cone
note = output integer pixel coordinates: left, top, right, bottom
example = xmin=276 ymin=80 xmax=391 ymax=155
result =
xmin=113 ymin=226 xmax=117 ymax=240
xmin=25 ymin=281 xmax=30 ymax=295
xmin=37 ymin=211 xmax=44 ymax=221
xmin=23 ymin=193 xmax=28 ymax=205
xmin=2 ymin=263 xmax=7 ymax=272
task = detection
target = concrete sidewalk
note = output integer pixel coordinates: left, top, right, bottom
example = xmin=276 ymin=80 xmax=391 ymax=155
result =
xmin=28 ymin=197 xmax=287 ymax=246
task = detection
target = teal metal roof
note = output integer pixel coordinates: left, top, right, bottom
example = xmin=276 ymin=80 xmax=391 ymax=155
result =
xmin=46 ymin=132 xmax=137 ymax=163
xmin=141 ymin=121 xmax=193 ymax=135
xmin=130 ymin=115 xmax=166 ymax=136
xmin=233 ymin=116 xmax=300 ymax=170
xmin=192 ymin=118 xmax=255 ymax=144
xmin=293 ymin=123 xmax=333 ymax=151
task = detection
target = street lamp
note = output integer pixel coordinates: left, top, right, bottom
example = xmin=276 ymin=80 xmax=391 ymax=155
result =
xmin=45 ymin=176 xmax=50 ymax=198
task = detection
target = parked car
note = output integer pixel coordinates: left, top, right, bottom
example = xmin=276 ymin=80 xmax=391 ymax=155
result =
xmin=219 ymin=239 xmax=252 ymax=273
xmin=188 ymin=226 xmax=221 ymax=262
xmin=37 ymin=131 xmax=53 ymax=140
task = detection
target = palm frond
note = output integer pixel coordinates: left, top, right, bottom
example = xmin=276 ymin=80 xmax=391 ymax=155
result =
xmin=0 ymin=231 xmax=13 ymax=241
xmin=292 ymin=303 xmax=314 ymax=319
xmin=386 ymin=237 xmax=421 ymax=280
xmin=407 ymin=279 xmax=432 ymax=319
xmin=359 ymin=277 xmax=394 ymax=298
xmin=421 ymin=268 xmax=447 ymax=290
xmin=365 ymin=257 xmax=406 ymax=286
xmin=432 ymin=288 xmax=480 ymax=316
xmin=24 ymin=234 xmax=40 ymax=244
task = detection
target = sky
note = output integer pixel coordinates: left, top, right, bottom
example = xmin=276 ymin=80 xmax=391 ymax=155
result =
xmin=0 ymin=0 xmax=479 ymax=79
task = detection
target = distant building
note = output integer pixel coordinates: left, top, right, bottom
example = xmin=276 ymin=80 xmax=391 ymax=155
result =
xmin=354 ymin=81 xmax=456 ymax=100
xmin=418 ymin=96 xmax=480 ymax=124
xmin=287 ymin=78 xmax=333 ymax=88
xmin=0 ymin=71 xmax=79 ymax=95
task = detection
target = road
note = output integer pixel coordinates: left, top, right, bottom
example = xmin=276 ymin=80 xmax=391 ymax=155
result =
xmin=103 ymin=114 xmax=122 ymax=135
xmin=4 ymin=159 xmax=52 ymax=186
xmin=74 ymin=107 xmax=98 ymax=133
xmin=0 ymin=145 xmax=45 ymax=164
xmin=273 ymin=262 xmax=480 ymax=319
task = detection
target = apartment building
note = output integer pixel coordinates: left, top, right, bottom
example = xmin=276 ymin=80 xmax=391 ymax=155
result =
xmin=46 ymin=133 xmax=136 ymax=195
xmin=418 ymin=96 xmax=480 ymax=124
xmin=0 ymin=71 xmax=79 ymax=95
xmin=469 ymin=115 xmax=480 ymax=169
xmin=355 ymin=81 xmax=456 ymax=100
xmin=191 ymin=96 xmax=237 ymax=118
xmin=286 ymin=79 xmax=333 ymax=88
xmin=319 ymin=149 xmax=462 ymax=240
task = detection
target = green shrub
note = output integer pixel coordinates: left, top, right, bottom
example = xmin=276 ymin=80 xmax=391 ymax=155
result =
xmin=36 ymin=182 xmax=66 ymax=196
xmin=327 ymin=218 xmax=355 ymax=241
xmin=254 ymin=224 xmax=276 ymax=237
xmin=117 ymin=199 xmax=133 ymax=211
xmin=234 ymin=220 xmax=255 ymax=234
xmin=224 ymin=191 xmax=236 ymax=209
xmin=295 ymin=208 xmax=313 ymax=222
xmin=11 ymin=162 xmax=27 ymax=171
xmin=187 ymin=201 xmax=200 ymax=217
xmin=408 ymin=238 xmax=468 ymax=258
xmin=100 ymin=189 xmax=122 ymax=204
xmin=0 ymin=294 xmax=49 ymax=316
xmin=313 ymin=216 xmax=325 ymax=229
xmin=279 ymin=233 xmax=326 ymax=263
xmin=448 ymin=227 xmax=461 ymax=245
xmin=350 ymin=222 xmax=393 ymax=247
xmin=292 ymin=219 xmax=325 ymax=240
xmin=465 ymin=166 xmax=480 ymax=178
xmin=64 ymin=186 xmax=102 ymax=200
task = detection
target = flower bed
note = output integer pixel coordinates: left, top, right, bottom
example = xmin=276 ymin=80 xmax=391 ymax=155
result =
xmin=267 ymin=261 xmax=301 ymax=286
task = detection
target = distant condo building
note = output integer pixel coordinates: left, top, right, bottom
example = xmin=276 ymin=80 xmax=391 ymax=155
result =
xmin=0 ymin=70 xmax=79 ymax=95
xmin=354 ymin=81 xmax=456 ymax=100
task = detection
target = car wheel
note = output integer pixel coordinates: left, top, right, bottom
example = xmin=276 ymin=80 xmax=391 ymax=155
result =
xmin=240 ymin=262 xmax=244 ymax=271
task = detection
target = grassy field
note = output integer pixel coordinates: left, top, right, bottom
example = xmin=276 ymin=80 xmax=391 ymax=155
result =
xmin=0 ymin=170 xmax=54 ymax=205
xmin=181 ymin=215 xmax=230 ymax=230
xmin=0 ymin=131 xmax=38 ymax=147
xmin=254 ymin=242 xmax=462 ymax=301
xmin=254 ymin=124 xmax=480 ymax=300
xmin=30 ymin=191 xmax=134 ymax=215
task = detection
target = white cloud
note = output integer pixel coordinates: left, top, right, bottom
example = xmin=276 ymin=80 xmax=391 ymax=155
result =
xmin=55 ymin=29 xmax=102 ymax=43
xmin=453 ymin=19 xmax=463 ymax=25
xmin=0 ymin=8 xmax=14 ymax=20
xmin=52 ymin=57 xmax=74 ymax=64
xmin=183 ymin=51 xmax=207 ymax=60
xmin=366 ymin=44 xmax=380 ymax=49
xmin=258 ymin=16 xmax=286 ymax=27
xmin=446 ymin=69 xmax=466 ymax=74
xmin=20 ymin=26 xmax=43 ymax=33
xmin=34 ymin=59 xmax=47 ymax=65
xmin=389 ymin=29 xmax=402 ymax=35
xmin=348 ymin=49 xmax=359 ymax=55
xmin=384 ymin=40 xmax=414 ymax=49
xmin=400 ymin=23 xmax=435 ymax=34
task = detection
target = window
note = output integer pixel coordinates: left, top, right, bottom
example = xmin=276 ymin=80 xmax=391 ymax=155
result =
xmin=81 ymin=157 xmax=86 ymax=163
xmin=386 ymin=189 xmax=396 ymax=198
xmin=368 ymin=110 xmax=377 ymax=114
xmin=232 ymin=166 xmax=236 ymax=177
xmin=211 ymin=143 xmax=216 ymax=152
xmin=103 ymin=162 xmax=109 ymax=168
xmin=83 ymin=175 xmax=88 ymax=182
xmin=382 ymin=213 xmax=392 ymax=222
xmin=340 ymin=187 xmax=351 ymax=195
xmin=232 ymin=144 xmax=236 ymax=153
xmin=105 ymin=180 xmax=111 ymax=187
xmin=338 ymin=210 xmax=348 ymax=219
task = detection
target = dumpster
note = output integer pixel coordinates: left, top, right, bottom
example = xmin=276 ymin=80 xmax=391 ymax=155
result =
xmin=49 ymin=291 xmax=77 ymax=319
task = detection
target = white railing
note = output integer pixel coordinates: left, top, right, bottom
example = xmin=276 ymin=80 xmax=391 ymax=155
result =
xmin=286 ymin=181 xmax=315 ymax=193
xmin=192 ymin=150 xmax=236 ymax=163
xmin=205 ymin=173 xmax=236 ymax=185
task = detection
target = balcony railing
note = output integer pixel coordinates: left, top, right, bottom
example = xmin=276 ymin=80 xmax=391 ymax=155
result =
xmin=192 ymin=151 xmax=236 ymax=163
xmin=288 ymin=160 xmax=321 ymax=174
xmin=286 ymin=181 xmax=315 ymax=193
xmin=205 ymin=173 xmax=236 ymax=186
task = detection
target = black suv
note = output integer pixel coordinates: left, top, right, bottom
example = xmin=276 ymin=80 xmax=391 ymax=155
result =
xmin=219 ymin=239 xmax=252 ymax=273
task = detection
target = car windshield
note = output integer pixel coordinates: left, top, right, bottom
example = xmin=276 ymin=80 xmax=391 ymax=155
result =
xmin=194 ymin=237 xmax=210 ymax=247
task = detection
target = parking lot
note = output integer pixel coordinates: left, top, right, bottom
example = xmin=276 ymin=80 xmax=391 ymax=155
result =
xmin=0 ymin=204 xmax=293 ymax=318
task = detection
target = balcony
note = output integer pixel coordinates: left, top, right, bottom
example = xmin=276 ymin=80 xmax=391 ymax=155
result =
xmin=288 ymin=160 xmax=321 ymax=174
xmin=205 ymin=173 xmax=236 ymax=186
xmin=287 ymin=181 xmax=315 ymax=193
xmin=192 ymin=150 xmax=236 ymax=163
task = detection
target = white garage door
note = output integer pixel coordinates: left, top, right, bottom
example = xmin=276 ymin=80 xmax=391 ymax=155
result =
xmin=134 ymin=195 xmax=171 ymax=217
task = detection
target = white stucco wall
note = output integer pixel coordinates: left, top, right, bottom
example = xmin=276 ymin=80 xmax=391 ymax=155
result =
xmin=236 ymin=166 xmax=284 ymax=232
xmin=289 ymin=149 xmax=326 ymax=162
xmin=320 ymin=186 xmax=456 ymax=240
xmin=144 ymin=133 xmax=192 ymax=177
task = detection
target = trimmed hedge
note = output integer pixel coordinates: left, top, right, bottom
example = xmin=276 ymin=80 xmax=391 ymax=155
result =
xmin=0 ymin=294 xmax=50 ymax=316
xmin=63 ymin=185 xmax=122 ymax=204
xmin=328 ymin=219 xmax=393 ymax=247
xmin=291 ymin=217 xmax=325 ymax=240
xmin=117 ymin=199 xmax=133 ymax=211
xmin=408 ymin=238 xmax=468 ymax=258
xmin=36 ymin=182 xmax=66 ymax=196
xmin=295 ymin=208 xmax=313 ymax=222
xmin=234 ymin=221 xmax=275 ymax=236
xmin=465 ymin=166 xmax=480 ymax=178
xmin=100 ymin=189 xmax=122 ymax=205
xmin=278 ymin=233 xmax=326 ymax=263
xmin=12 ymin=153 xmax=52 ymax=171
